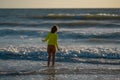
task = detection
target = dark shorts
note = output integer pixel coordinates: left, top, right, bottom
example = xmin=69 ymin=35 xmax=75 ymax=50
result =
xmin=47 ymin=45 xmax=56 ymax=54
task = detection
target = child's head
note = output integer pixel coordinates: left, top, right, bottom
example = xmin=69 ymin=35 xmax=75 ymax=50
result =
xmin=51 ymin=25 xmax=59 ymax=33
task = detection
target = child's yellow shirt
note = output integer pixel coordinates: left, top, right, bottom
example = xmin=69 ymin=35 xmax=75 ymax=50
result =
xmin=43 ymin=32 xmax=58 ymax=49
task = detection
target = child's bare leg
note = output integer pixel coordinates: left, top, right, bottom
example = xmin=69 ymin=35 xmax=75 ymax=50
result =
xmin=52 ymin=47 xmax=56 ymax=67
xmin=52 ymin=53 xmax=55 ymax=66
xmin=48 ymin=53 xmax=51 ymax=67
xmin=47 ymin=45 xmax=52 ymax=67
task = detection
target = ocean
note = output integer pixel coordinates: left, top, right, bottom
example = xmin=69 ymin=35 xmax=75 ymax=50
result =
xmin=0 ymin=9 xmax=120 ymax=80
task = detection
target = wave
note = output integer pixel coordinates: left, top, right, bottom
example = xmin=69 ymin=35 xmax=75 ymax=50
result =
xmin=0 ymin=29 xmax=120 ymax=40
xmin=0 ymin=21 xmax=120 ymax=28
xmin=0 ymin=29 xmax=48 ymax=37
xmin=55 ymin=21 xmax=120 ymax=27
xmin=0 ymin=68 xmax=120 ymax=76
xmin=22 ymin=13 xmax=120 ymax=20
xmin=59 ymin=31 xmax=120 ymax=41
xmin=59 ymin=31 xmax=120 ymax=39
xmin=0 ymin=46 xmax=120 ymax=64
xmin=0 ymin=22 xmax=42 ymax=27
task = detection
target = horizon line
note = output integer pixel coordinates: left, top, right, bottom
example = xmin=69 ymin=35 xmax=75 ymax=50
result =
xmin=0 ymin=7 xmax=120 ymax=9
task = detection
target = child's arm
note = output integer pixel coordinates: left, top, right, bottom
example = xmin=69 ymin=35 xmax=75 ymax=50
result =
xmin=42 ymin=33 xmax=49 ymax=42
xmin=55 ymin=35 xmax=59 ymax=50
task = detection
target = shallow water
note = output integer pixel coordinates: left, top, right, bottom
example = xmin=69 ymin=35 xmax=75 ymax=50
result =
xmin=0 ymin=60 xmax=120 ymax=80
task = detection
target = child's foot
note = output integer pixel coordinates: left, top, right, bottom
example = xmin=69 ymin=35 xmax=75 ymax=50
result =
xmin=47 ymin=64 xmax=50 ymax=67
xmin=51 ymin=65 xmax=55 ymax=67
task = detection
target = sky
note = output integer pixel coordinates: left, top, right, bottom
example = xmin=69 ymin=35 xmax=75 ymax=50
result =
xmin=0 ymin=0 xmax=120 ymax=8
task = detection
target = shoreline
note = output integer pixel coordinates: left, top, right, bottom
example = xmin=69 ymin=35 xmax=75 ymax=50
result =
xmin=0 ymin=60 xmax=120 ymax=75
xmin=0 ymin=60 xmax=120 ymax=80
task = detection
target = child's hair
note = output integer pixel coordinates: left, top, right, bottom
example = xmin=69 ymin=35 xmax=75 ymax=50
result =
xmin=51 ymin=25 xmax=59 ymax=33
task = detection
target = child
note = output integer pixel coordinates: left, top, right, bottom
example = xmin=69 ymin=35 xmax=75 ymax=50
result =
xmin=42 ymin=25 xmax=59 ymax=67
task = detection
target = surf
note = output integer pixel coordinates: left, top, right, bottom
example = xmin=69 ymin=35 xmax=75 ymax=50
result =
xmin=0 ymin=46 xmax=120 ymax=65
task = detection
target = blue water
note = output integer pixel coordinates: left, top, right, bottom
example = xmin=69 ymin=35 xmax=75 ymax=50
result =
xmin=0 ymin=9 xmax=120 ymax=65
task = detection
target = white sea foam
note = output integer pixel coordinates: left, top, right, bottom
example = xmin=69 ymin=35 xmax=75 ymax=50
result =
xmin=0 ymin=46 xmax=120 ymax=65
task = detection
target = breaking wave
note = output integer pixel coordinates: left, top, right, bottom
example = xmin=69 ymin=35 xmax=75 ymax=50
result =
xmin=0 ymin=21 xmax=120 ymax=28
xmin=0 ymin=29 xmax=120 ymax=40
xmin=0 ymin=46 xmax=120 ymax=64
xmin=22 ymin=13 xmax=120 ymax=20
